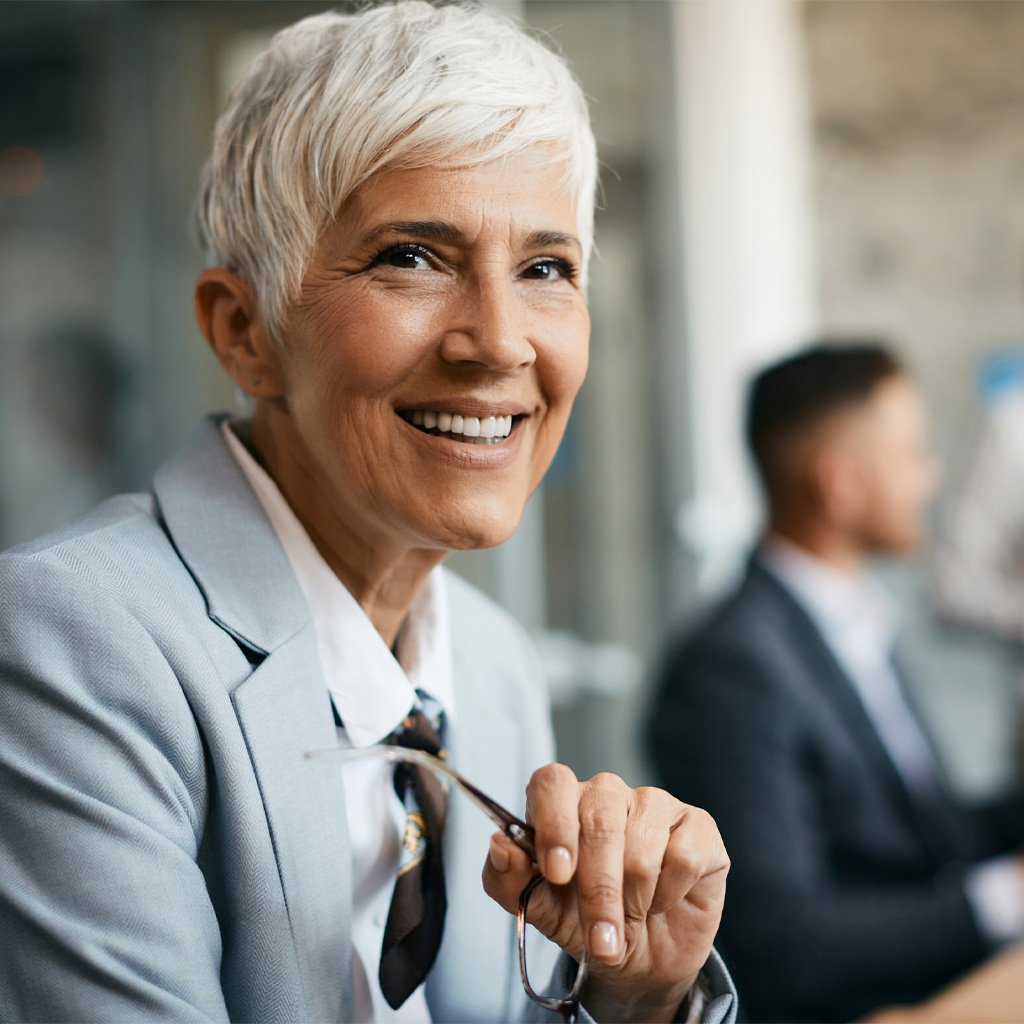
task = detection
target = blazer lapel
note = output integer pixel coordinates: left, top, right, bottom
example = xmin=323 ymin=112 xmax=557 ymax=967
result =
xmin=887 ymin=654 xmax=981 ymax=860
xmin=153 ymin=416 xmax=307 ymax=656
xmin=751 ymin=560 xmax=976 ymax=862
xmin=154 ymin=416 xmax=353 ymax=1021
xmin=749 ymin=562 xmax=921 ymax=811
xmin=231 ymin=632 xmax=353 ymax=1022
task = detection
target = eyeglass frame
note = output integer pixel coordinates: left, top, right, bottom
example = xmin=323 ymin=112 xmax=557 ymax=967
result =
xmin=306 ymin=743 xmax=590 ymax=1022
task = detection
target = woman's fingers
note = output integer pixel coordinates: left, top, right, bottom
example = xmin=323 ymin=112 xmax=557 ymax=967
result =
xmin=525 ymin=763 xmax=581 ymax=885
xmin=482 ymin=766 xmax=729 ymax=976
xmin=649 ymin=805 xmax=730 ymax=916
xmin=620 ymin=788 xmax=682 ymax=934
xmin=573 ymin=772 xmax=631 ymax=963
xmin=481 ymin=832 xmax=535 ymax=914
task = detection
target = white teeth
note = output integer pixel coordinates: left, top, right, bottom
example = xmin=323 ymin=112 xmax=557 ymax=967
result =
xmin=403 ymin=409 xmax=516 ymax=441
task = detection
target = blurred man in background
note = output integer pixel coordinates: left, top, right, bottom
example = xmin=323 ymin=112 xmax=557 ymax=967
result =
xmin=648 ymin=343 xmax=1024 ymax=1022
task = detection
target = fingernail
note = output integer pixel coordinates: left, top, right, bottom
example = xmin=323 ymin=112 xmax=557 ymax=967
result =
xmin=489 ymin=837 xmax=511 ymax=874
xmin=589 ymin=921 xmax=620 ymax=958
xmin=544 ymin=845 xmax=572 ymax=882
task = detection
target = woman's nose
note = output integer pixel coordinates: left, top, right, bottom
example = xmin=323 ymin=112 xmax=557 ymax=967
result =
xmin=439 ymin=277 xmax=536 ymax=371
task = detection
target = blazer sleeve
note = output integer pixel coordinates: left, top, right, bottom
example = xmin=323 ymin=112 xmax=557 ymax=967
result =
xmin=647 ymin=638 xmax=988 ymax=1021
xmin=0 ymin=551 xmax=229 ymax=1022
xmin=522 ymin=948 xmax=736 ymax=1024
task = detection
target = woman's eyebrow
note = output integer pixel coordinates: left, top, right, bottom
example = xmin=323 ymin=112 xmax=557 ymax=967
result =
xmin=524 ymin=230 xmax=581 ymax=253
xmin=365 ymin=221 xmax=464 ymax=245
xmin=364 ymin=222 xmax=582 ymax=253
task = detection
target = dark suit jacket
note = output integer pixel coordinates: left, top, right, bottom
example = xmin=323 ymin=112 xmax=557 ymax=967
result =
xmin=647 ymin=557 xmax=1024 ymax=1023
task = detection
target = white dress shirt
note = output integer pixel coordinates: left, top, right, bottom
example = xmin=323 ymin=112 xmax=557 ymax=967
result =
xmin=223 ymin=422 xmax=454 ymax=1022
xmin=761 ymin=536 xmax=1024 ymax=946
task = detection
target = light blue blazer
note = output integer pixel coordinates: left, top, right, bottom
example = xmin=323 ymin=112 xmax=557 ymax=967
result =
xmin=0 ymin=416 xmax=735 ymax=1023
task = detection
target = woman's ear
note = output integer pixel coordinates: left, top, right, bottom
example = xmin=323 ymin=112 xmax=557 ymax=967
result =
xmin=194 ymin=268 xmax=283 ymax=398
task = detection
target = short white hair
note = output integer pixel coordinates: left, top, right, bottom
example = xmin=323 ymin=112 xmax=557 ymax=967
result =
xmin=195 ymin=0 xmax=598 ymax=341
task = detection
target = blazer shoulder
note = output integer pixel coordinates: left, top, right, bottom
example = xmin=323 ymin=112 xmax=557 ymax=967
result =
xmin=669 ymin=565 xmax=793 ymax=661
xmin=654 ymin=564 xmax=826 ymax=719
xmin=444 ymin=569 xmax=541 ymax=669
xmin=0 ymin=491 xmax=215 ymax=644
xmin=442 ymin=567 xmax=552 ymax=735
xmin=0 ymin=486 xmax=242 ymax=718
xmin=3 ymin=490 xmax=170 ymax=584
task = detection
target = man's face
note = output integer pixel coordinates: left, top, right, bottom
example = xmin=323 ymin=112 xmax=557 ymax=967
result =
xmin=837 ymin=376 xmax=940 ymax=554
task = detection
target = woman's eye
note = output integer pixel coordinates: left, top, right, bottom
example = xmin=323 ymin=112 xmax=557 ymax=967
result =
xmin=371 ymin=245 xmax=433 ymax=270
xmin=522 ymin=259 xmax=574 ymax=282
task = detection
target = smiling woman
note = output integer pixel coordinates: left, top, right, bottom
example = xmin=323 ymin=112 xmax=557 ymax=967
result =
xmin=0 ymin=4 xmax=735 ymax=1023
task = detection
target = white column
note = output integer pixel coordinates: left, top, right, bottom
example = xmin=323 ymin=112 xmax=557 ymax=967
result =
xmin=671 ymin=0 xmax=819 ymax=597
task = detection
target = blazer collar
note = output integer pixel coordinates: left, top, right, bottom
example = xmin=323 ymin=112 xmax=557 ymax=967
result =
xmin=152 ymin=415 xmax=311 ymax=656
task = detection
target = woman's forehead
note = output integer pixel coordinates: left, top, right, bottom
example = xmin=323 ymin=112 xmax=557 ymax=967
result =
xmin=330 ymin=156 xmax=581 ymax=247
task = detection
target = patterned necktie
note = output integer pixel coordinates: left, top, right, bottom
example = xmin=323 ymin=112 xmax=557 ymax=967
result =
xmin=379 ymin=693 xmax=448 ymax=1009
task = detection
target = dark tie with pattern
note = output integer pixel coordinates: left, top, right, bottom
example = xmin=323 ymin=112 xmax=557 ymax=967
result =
xmin=379 ymin=695 xmax=448 ymax=1009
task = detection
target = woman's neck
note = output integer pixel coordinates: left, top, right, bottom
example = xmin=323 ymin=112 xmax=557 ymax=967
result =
xmin=248 ymin=414 xmax=446 ymax=648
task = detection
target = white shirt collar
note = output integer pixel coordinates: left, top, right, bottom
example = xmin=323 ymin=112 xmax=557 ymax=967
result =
xmin=221 ymin=420 xmax=454 ymax=747
xmin=760 ymin=535 xmax=897 ymax=665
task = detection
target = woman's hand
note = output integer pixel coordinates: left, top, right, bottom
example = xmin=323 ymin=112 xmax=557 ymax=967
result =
xmin=481 ymin=765 xmax=729 ymax=1024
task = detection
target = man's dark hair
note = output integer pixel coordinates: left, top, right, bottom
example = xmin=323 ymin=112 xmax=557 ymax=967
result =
xmin=746 ymin=341 xmax=904 ymax=492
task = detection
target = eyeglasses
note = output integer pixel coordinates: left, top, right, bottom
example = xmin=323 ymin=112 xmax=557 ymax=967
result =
xmin=306 ymin=744 xmax=589 ymax=1023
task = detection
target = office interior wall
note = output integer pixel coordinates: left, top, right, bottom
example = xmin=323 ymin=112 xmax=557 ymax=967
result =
xmin=669 ymin=0 xmax=819 ymax=602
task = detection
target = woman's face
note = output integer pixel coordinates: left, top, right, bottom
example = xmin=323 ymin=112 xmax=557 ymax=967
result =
xmin=255 ymin=150 xmax=590 ymax=558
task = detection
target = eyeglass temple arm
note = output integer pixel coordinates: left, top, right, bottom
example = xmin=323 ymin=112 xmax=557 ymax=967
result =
xmin=305 ymin=745 xmax=537 ymax=860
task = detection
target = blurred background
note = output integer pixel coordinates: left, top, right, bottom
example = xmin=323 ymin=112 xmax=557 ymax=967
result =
xmin=2 ymin=0 xmax=1023 ymax=797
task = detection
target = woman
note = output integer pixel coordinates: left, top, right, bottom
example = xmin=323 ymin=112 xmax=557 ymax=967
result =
xmin=0 ymin=4 xmax=734 ymax=1021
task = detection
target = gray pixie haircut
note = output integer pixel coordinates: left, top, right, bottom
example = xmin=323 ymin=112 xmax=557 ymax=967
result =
xmin=195 ymin=0 xmax=598 ymax=341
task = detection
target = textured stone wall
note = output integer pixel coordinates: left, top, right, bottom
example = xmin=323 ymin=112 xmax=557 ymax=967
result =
xmin=805 ymin=0 xmax=1024 ymax=455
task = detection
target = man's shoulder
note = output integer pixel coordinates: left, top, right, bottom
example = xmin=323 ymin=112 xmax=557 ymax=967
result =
xmin=655 ymin=561 xmax=826 ymax=709
xmin=679 ymin=561 xmax=794 ymax=655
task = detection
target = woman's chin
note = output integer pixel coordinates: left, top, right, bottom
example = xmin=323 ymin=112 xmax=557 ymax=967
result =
xmin=426 ymin=508 xmax=523 ymax=553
